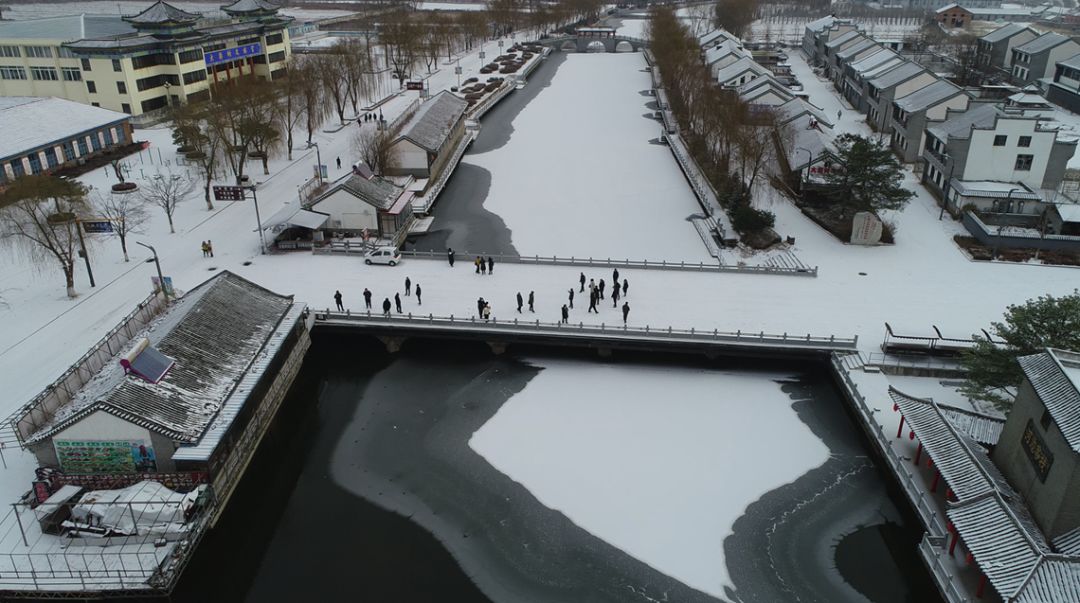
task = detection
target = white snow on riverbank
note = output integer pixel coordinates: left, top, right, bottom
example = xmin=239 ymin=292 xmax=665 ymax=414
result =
xmin=469 ymin=359 xmax=829 ymax=597
xmin=470 ymin=53 xmax=711 ymax=262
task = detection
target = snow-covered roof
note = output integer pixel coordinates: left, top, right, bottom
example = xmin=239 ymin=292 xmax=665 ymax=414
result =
xmin=221 ymin=0 xmax=280 ymax=15
xmin=971 ymin=6 xmax=1042 ymax=18
xmin=835 ymin=38 xmax=878 ymax=61
xmin=714 ymin=57 xmax=769 ymax=85
xmin=315 ymin=172 xmax=404 ymax=211
xmin=0 ymin=97 xmax=129 ymax=163
xmin=0 ymin=14 xmax=134 ymax=41
xmin=738 ymin=75 xmax=794 ymax=103
xmin=1057 ymin=52 xmax=1080 ymax=72
xmin=927 ymin=102 xmax=1001 ymax=141
xmin=867 ymin=61 xmax=925 ymax=90
xmin=698 ymin=29 xmax=736 ymax=48
xmin=775 ymin=97 xmax=833 ymax=128
xmin=852 ymin=52 xmax=903 ymax=80
xmin=935 ymin=3 xmax=964 ymax=13
xmin=261 ymin=204 xmax=329 ymax=232
xmin=1018 ymin=349 xmax=1080 ymax=454
xmin=24 ymin=272 xmax=295 ymax=445
xmin=703 ymin=40 xmax=745 ymax=66
xmin=824 ymin=30 xmax=862 ymax=49
xmin=782 ymin=114 xmax=835 ymax=171
xmin=1055 ymin=203 xmax=1080 ymax=223
xmin=394 ymin=90 xmax=467 ymax=154
xmin=950 ymin=179 xmax=1041 ymax=200
xmin=894 ymin=79 xmax=965 ymax=113
xmin=981 ymin=22 xmax=1036 ymax=44
xmin=1055 ymin=528 xmax=1080 ymax=555
xmin=804 ymin=15 xmax=841 ymax=34
xmin=1016 ymin=32 xmax=1072 ymax=56
xmin=123 ymin=1 xmax=200 ymax=25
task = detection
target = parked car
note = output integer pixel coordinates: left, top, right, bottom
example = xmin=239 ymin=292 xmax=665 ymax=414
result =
xmin=365 ymin=246 xmax=401 ymax=266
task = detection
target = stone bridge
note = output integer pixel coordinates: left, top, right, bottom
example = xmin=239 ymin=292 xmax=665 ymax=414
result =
xmin=536 ymin=34 xmax=647 ymax=53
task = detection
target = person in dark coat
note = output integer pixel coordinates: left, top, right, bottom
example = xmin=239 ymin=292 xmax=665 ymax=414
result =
xmin=415 ymin=284 xmax=422 ymax=305
xmin=336 ymin=157 xmax=341 ymax=169
xmin=480 ymin=257 xmax=487 ymax=275
xmin=568 ymin=288 xmax=574 ymax=309
xmin=487 ymin=256 xmax=494 ymax=274
xmin=477 ymin=297 xmax=486 ymax=316
xmin=394 ymin=293 xmax=402 ymax=313
xmin=363 ymin=288 xmax=372 ymax=309
xmin=622 ymin=302 xmax=630 ymax=324
xmin=475 ymin=257 xmax=482 ymax=274
xmin=622 ymin=278 xmax=629 ymax=297
xmin=613 ymin=268 xmax=619 ymax=283
xmin=516 ymin=292 xmax=523 ymax=313
xmin=334 ymin=290 xmax=343 ymax=311
xmin=611 ymin=284 xmax=620 ymax=307
xmin=448 ymin=248 xmax=455 ymax=266
xmin=579 ymin=272 xmax=586 ymax=292
xmin=405 ymin=277 xmax=411 ymax=296
xmin=561 ymin=304 xmax=569 ymax=324
xmin=528 ymin=291 xmax=535 ymax=312
xmin=588 ymin=289 xmax=598 ymax=313
xmin=598 ymin=279 xmax=605 ymax=300
xmin=382 ymin=298 xmax=392 ymax=316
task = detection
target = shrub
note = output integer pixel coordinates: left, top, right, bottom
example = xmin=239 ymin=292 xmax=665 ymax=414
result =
xmin=730 ymin=205 xmax=775 ymax=234
xmin=111 ymin=182 xmax=138 ymax=193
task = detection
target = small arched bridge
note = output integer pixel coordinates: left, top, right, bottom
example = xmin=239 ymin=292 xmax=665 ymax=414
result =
xmin=537 ymin=34 xmax=648 ymax=53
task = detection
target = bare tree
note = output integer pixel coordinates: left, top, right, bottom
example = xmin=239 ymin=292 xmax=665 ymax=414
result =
xmin=381 ymin=10 xmax=423 ymax=84
xmin=93 ymin=191 xmax=149 ymax=262
xmin=352 ymin=127 xmax=399 ymax=176
xmin=299 ymin=60 xmax=330 ymax=145
xmin=340 ymin=39 xmax=375 ymax=118
xmin=0 ymin=175 xmax=89 ymax=297
xmin=140 ymin=170 xmax=195 ymax=234
xmin=713 ymin=0 xmax=758 ymax=39
xmin=205 ymin=79 xmax=278 ymax=184
xmin=171 ymin=102 xmax=221 ymax=210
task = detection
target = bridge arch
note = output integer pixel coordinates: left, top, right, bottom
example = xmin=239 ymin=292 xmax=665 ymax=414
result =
xmin=560 ymin=40 xmax=577 ymax=53
xmin=615 ymin=40 xmax=634 ymax=53
xmin=586 ymin=40 xmax=606 ymax=53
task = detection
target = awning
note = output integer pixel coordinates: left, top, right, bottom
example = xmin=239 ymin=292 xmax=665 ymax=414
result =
xmin=261 ymin=204 xmax=329 ymax=233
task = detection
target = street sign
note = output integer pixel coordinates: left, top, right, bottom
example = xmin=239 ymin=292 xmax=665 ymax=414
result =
xmin=314 ymin=164 xmax=327 ymax=179
xmin=82 ymin=220 xmax=114 ymax=234
xmin=454 ymin=66 xmax=462 ymax=75
xmin=213 ymin=185 xmax=246 ymax=202
xmin=479 ymin=51 xmax=485 ymax=60
xmin=406 ymin=81 xmax=424 ymax=91
xmin=151 ymin=276 xmax=175 ymax=298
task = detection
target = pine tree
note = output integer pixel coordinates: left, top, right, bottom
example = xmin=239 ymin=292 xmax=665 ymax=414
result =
xmin=825 ymin=134 xmax=915 ymax=215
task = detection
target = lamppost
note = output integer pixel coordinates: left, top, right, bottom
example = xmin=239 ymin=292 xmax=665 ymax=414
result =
xmin=136 ymin=241 xmax=169 ymax=300
xmin=795 ymin=146 xmax=812 ymax=191
xmin=307 ymin=141 xmax=323 ymax=185
xmin=938 ymin=153 xmax=956 ymax=220
xmin=163 ymin=80 xmax=172 ymax=108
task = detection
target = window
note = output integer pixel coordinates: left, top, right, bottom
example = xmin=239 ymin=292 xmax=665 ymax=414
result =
xmin=58 ymin=47 xmax=77 ymax=59
xmin=178 ymin=48 xmax=203 ymax=64
xmin=86 ymin=80 xmax=96 ymax=93
xmin=91 ymin=102 xmax=100 ymax=107
xmin=239 ymin=37 xmax=260 ymax=46
xmin=0 ymin=45 xmax=19 ymax=58
xmin=23 ymin=46 xmax=53 ymax=58
xmin=11 ymin=159 xmax=25 ymax=178
xmin=121 ymin=103 xmax=131 ymax=114
xmin=1015 ymin=154 xmax=1034 ymax=170
xmin=140 ymin=96 xmax=167 ymax=113
xmin=269 ymin=50 xmax=285 ymax=63
xmin=61 ymin=67 xmax=82 ymax=82
xmin=90 ymin=133 xmax=101 ymax=151
xmin=204 ymin=43 xmax=226 ymax=53
xmin=1041 ymin=409 xmax=1054 ymax=430
xmin=265 ymin=33 xmax=283 ymax=46
xmin=1019 ymin=136 xmax=1032 ymax=147
xmin=116 ymin=81 xmax=126 ymax=94
xmin=182 ymin=69 xmax=207 ymax=85
xmin=0 ymin=66 xmax=26 ymax=80
xmin=993 ymin=135 xmax=1007 ymax=146
xmin=44 ymin=148 xmax=58 ymax=168
xmin=112 ymin=59 xmax=122 ymax=72
xmin=103 ymin=129 xmax=113 ymax=145
xmin=81 ymin=58 xmax=91 ymax=71
xmin=27 ymin=153 xmax=41 ymax=174
xmin=132 ymin=53 xmax=175 ymax=69
xmin=30 ymin=67 xmax=58 ymax=81
xmin=61 ymin=142 xmax=75 ymax=162
xmin=76 ymin=138 xmax=88 ymax=156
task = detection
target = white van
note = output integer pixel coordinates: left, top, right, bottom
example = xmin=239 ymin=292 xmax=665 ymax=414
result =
xmin=364 ymin=246 xmax=401 ymax=266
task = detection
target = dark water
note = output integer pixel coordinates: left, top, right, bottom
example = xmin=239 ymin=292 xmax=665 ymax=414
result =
xmin=409 ymin=53 xmax=569 ymax=256
xmin=157 ymin=335 xmax=942 ymax=603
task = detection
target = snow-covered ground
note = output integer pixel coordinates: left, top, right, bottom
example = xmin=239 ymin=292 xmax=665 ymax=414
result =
xmin=417 ymin=2 xmax=487 ymax=11
xmin=0 ymin=1 xmax=355 ymax=22
xmin=614 ymin=17 xmax=650 ymax=39
xmin=470 ymin=359 xmax=828 ymax=598
xmin=472 ymin=53 xmax=712 ymax=262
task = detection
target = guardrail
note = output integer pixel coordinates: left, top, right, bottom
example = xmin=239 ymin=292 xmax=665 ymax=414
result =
xmin=863 ymin=352 xmax=966 ymax=373
xmin=830 ymin=355 xmax=947 ymax=536
xmin=314 ymin=310 xmax=858 ymax=351
xmin=468 ymin=80 xmax=516 ymax=120
xmin=401 ymin=249 xmax=817 ymax=276
xmin=412 ymin=130 xmax=478 ymax=214
xmin=919 ymin=534 xmax=968 ymax=603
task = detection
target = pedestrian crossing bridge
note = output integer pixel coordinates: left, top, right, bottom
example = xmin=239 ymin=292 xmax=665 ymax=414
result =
xmin=311 ymin=310 xmax=857 ymax=359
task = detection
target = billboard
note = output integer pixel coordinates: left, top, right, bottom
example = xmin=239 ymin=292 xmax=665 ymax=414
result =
xmin=204 ymin=43 xmax=262 ymax=67
xmin=82 ymin=220 xmax=114 ymax=234
xmin=55 ymin=439 xmax=157 ymax=474
xmin=406 ymin=81 xmax=424 ymax=91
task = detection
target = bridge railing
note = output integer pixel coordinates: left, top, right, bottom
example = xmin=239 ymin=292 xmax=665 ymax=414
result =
xmin=313 ymin=310 xmax=858 ymax=350
xmin=403 ymin=249 xmax=817 ymax=276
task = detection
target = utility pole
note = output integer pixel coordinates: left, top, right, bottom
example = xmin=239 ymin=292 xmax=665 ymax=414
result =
xmin=247 ymin=185 xmax=266 ymax=255
xmin=135 ymin=241 xmax=168 ymax=300
xmin=75 ymin=219 xmax=95 ymax=288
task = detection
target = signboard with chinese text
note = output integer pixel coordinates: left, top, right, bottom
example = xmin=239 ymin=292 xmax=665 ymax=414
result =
xmin=213 ymin=185 xmax=246 ymax=201
xmin=204 ymin=43 xmax=262 ymax=67
xmin=151 ymin=276 xmax=175 ymax=298
xmin=82 ymin=220 xmax=114 ymax=234
xmin=1022 ymin=419 xmax=1054 ymax=482
xmin=406 ymin=81 xmax=424 ymax=91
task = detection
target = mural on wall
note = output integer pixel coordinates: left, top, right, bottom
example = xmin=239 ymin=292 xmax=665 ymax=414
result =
xmin=54 ymin=440 xmax=157 ymax=474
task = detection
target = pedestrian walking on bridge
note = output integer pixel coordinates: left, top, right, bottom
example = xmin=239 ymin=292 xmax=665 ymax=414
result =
xmin=382 ymin=298 xmax=392 ymax=316
xmin=487 ymin=256 xmax=494 ymax=274
xmin=528 ymin=291 xmax=535 ymax=312
xmin=364 ymin=288 xmax=372 ymax=309
xmin=394 ymin=293 xmax=402 ymax=313
xmin=622 ymin=302 xmax=630 ymax=324
xmin=561 ymin=304 xmax=569 ymax=324
xmin=612 ymin=285 xmax=620 ymax=308
xmin=568 ymin=288 xmax=574 ymax=309
xmin=622 ymin=278 xmax=629 ymax=297
xmin=448 ymin=248 xmax=455 ymax=266
xmin=579 ymin=272 xmax=586 ymax=292
xmin=405 ymin=277 xmax=411 ymax=296
xmin=588 ymin=289 xmax=598 ymax=314
xmin=477 ymin=297 xmax=486 ymax=316
xmin=517 ymin=292 xmax=524 ymax=313
xmin=415 ymin=284 xmax=422 ymax=305
xmin=598 ymin=279 xmax=606 ymax=300
xmin=334 ymin=290 xmax=343 ymax=312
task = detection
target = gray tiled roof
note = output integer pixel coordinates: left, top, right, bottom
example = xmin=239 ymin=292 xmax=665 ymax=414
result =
xmin=981 ymin=22 xmax=1031 ymax=44
xmin=1058 ymin=52 xmax=1080 ymax=71
xmin=123 ymin=1 xmax=200 ymax=25
xmin=927 ymin=102 xmax=1001 ymax=141
xmin=1019 ymin=349 xmax=1080 ymax=454
xmin=395 ymin=91 xmax=466 ymax=154
xmin=27 ymin=272 xmax=294 ymax=444
xmin=221 ymin=0 xmax=280 ymax=14
xmin=317 ymin=173 xmax=404 ymax=210
xmin=825 ymin=30 xmax=862 ymax=49
xmin=0 ymin=14 xmax=134 ymax=41
xmin=804 ymin=15 xmax=839 ymax=33
xmin=848 ymin=48 xmax=898 ymax=74
xmin=714 ymin=57 xmax=768 ymax=84
xmin=868 ymin=61 xmax=924 ymax=90
xmin=836 ymin=38 xmax=878 ymax=61
xmin=894 ymin=79 xmax=964 ymax=113
xmin=1017 ymin=32 xmax=1072 ymax=55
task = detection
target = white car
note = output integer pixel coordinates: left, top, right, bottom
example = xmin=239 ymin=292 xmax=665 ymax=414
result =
xmin=364 ymin=246 xmax=401 ymax=266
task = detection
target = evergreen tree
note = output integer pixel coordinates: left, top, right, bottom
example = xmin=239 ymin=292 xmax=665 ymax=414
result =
xmin=961 ymin=291 xmax=1080 ymax=410
xmin=825 ymin=134 xmax=915 ymax=215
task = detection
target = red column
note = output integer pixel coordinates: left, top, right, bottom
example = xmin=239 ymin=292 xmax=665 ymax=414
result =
xmin=896 ymin=415 xmax=905 ymax=438
xmin=931 ymin=470 xmax=941 ymax=493
xmin=914 ymin=442 xmax=922 ymax=465
xmin=966 ymin=552 xmax=974 ymax=565
xmin=976 ymin=574 xmax=987 ymax=598
xmin=949 ymin=532 xmax=959 ymax=556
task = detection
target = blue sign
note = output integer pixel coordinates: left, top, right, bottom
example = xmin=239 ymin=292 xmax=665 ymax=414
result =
xmin=204 ymin=43 xmax=262 ymax=67
xmin=82 ymin=220 xmax=113 ymax=234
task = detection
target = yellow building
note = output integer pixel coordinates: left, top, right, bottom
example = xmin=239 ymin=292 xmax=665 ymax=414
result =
xmin=0 ymin=0 xmax=292 ymax=117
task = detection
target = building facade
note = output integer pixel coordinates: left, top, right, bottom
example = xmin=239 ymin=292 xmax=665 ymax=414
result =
xmin=0 ymin=0 xmax=292 ymax=116
xmin=1011 ymin=32 xmax=1080 ymax=88
xmin=934 ymin=4 xmax=973 ymax=28
xmin=888 ymin=80 xmax=970 ymax=163
xmin=1047 ymin=53 xmax=1080 ymax=113
xmin=976 ymin=23 xmax=1039 ymax=77
xmin=387 ymin=91 xmax=468 ymax=179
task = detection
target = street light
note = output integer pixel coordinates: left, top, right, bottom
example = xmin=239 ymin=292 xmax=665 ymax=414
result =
xmin=135 ymin=241 xmax=169 ymax=301
xmin=938 ymin=153 xmax=956 ymax=220
xmin=795 ymin=146 xmax=812 ymax=190
xmin=306 ymin=141 xmax=323 ymax=185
